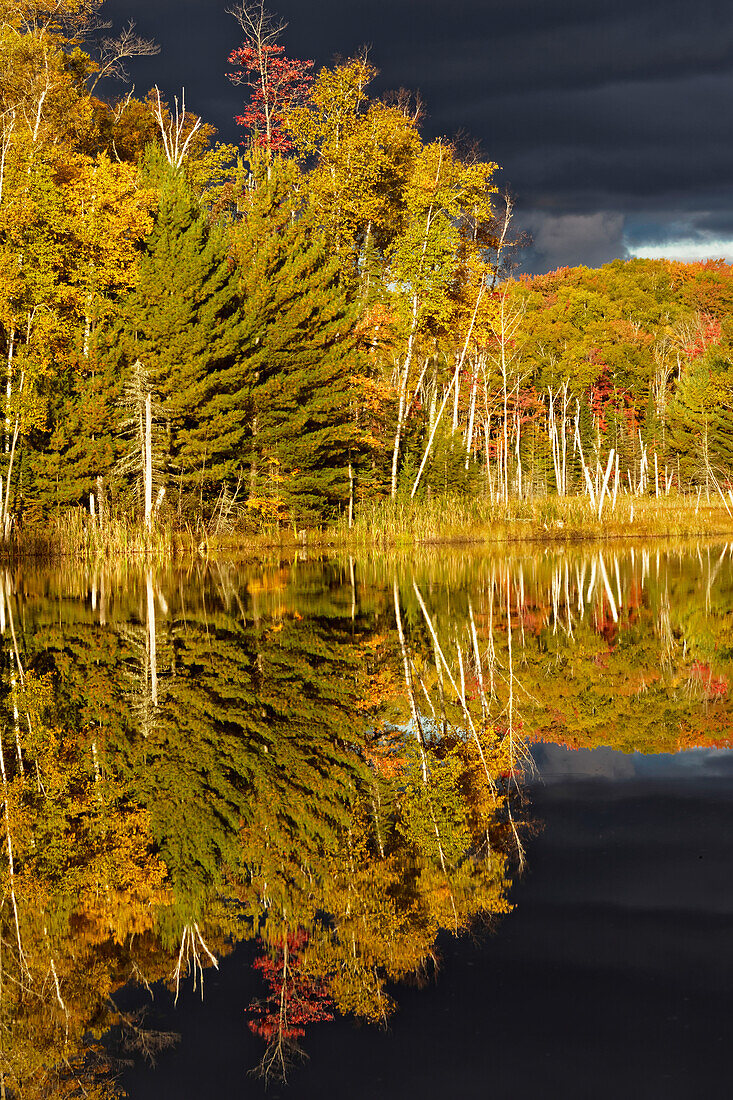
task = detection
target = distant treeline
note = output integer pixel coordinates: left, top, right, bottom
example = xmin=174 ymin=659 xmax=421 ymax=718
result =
xmin=1 ymin=0 xmax=732 ymax=538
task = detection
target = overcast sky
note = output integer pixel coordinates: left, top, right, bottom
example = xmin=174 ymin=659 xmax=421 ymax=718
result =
xmin=102 ymin=0 xmax=733 ymax=272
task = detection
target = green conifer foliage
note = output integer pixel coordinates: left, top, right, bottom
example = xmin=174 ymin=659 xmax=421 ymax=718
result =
xmin=115 ymin=168 xmax=248 ymax=510
xmin=666 ymin=352 xmax=733 ymax=482
xmin=707 ymin=353 xmax=733 ymax=473
xmin=642 ymin=388 xmax=664 ymax=457
xmin=712 ymin=401 xmax=733 ymax=474
xmin=231 ymin=161 xmax=362 ymax=524
xmin=30 ymin=351 xmax=125 ymax=515
xmin=521 ymin=417 xmax=550 ymax=494
xmin=420 ymin=424 xmax=477 ymax=497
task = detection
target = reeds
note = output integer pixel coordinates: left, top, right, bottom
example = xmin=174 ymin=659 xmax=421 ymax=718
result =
xmin=7 ymin=490 xmax=733 ymax=562
xmin=334 ymin=491 xmax=733 ymax=549
xmin=9 ymin=508 xmax=187 ymax=563
xmin=10 ymin=508 xmax=324 ymax=562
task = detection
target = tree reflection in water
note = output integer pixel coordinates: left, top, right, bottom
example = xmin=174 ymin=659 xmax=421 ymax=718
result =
xmin=0 ymin=544 xmax=730 ymax=1092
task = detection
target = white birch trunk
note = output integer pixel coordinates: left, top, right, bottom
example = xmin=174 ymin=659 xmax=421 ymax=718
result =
xmin=147 ymin=571 xmax=158 ymax=707
xmin=391 ymin=296 xmax=419 ymax=499
xmin=144 ymin=392 xmax=153 ymax=529
xmin=5 ymin=326 xmax=14 ymax=455
xmin=464 ymin=359 xmax=478 ymax=470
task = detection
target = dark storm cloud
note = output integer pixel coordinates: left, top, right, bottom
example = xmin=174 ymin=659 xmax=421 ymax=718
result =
xmin=99 ymin=0 xmax=733 ymax=270
xmin=399 ymin=6 xmax=733 ymax=98
xmin=447 ymin=70 xmax=733 ymax=206
xmin=519 ymin=210 xmax=626 ymax=272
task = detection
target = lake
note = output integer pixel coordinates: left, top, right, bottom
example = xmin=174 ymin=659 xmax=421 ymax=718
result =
xmin=3 ymin=542 xmax=732 ymax=1098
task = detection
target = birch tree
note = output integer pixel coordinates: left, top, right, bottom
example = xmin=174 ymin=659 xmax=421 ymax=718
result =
xmin=386 ymin=140 xmax=496 ymax=497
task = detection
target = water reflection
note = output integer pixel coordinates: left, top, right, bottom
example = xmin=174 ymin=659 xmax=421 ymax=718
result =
xmin=0 ymin=543 xmax=731 ymax=1094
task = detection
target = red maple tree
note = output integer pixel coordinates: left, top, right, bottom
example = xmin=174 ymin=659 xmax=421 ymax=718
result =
xmin=227 ymin=42 xmax=313 ymax=153
xmin=247 ymin=929 xmax=333 ymax=1079
xmin=680 ymin=313 xmax=722 ymax=360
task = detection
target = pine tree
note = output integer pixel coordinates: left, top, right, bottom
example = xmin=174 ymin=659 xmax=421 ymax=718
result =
xmin=710 ymin=355 xmax=733 ymax=474
xmin=642 ymin=389 xmax=664 ymax=459
xmin=27 ymin=352 xmax=123 ymax=516
xmin=666 ymin=352 xmax=731 ymax=482
xmin=230 ymin=160 xmax=362 ymax=524
xmin=114 ymin=166 xmax=248 ymax=512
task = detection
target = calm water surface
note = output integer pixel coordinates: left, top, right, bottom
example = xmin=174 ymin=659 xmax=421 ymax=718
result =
xmin=3 ymin=543 xmax=733 ymax=1098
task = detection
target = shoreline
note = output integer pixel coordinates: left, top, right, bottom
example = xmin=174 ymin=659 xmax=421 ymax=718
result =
xmin=4 ymin=494 xmax=733 ymax=562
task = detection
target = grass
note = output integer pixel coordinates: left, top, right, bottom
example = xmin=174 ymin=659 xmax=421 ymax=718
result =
xmin=12 ymin=508 xmax=188 ymax=562
xmin=334 ymin=491 xmax=733 ymax=550
xmin=9 ymin=491 xmax=733 ymax=562
xmin=10 ymin=506 xmax=313 ymax=563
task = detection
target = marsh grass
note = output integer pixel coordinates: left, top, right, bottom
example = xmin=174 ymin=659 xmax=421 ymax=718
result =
xmin=9 ymin=492 xmax=733 ymax=562
xmin=334 ymin=492 xmax=733 ymax=549
xmin=12 ymin=508 xmax=187 ymax=563
xmin=12 ymin=507 xmax=315 ymax=562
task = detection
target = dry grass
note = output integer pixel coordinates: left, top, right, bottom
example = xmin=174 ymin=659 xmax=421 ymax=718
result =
xmin=9 ymin=491 xmax=733 ymax=562
xmin=332 ymin=492 xmax=733 ymax=550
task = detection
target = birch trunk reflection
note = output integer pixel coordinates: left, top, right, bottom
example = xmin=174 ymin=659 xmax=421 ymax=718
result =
xmin=0 ymin=546 xmax=730 ymax=1090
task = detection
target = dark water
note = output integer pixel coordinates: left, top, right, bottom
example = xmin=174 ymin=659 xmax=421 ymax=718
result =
xmin=2 ymin=544 xmax=733 ymax=1098
xmin=120 ymin=748 xmax=733 ymax=1100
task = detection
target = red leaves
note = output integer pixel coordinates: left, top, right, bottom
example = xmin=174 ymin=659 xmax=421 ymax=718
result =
xmin=680 ymin=314 xmax=722 ymax=361
xmin=247 ymin=930 xmax=334 ymax=1041
xmin=227 ymin=43 xmax=313 ymax=152
xmin=688 ymin=661 xmax=729 ymax=700
xmin=588 ymin=365 xmax=634 ymax=435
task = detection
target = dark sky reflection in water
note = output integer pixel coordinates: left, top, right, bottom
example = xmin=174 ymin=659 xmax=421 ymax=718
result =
xmin=123 ymin=747 xmax=733 ymax=1099
xmin=2 ymin=544 xmax=732 ymax=1098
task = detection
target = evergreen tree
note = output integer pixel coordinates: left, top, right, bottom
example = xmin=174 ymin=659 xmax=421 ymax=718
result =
xmin=231 ymin=160 xmax=362 ymax=524
xmin=710 ymin=358 xmax=733 ymax=474
xmin=30 ymin=350 xmax=125 ymax=515
xmin=642 ymin=388 xmax=664 ymax=458
xmin=114 ymin=166 xmax=248 ymax=511
xmin=421 ymin=423 xmax=477 ymax=497
xmin=666 ymin=352 xmax=733 ymax=482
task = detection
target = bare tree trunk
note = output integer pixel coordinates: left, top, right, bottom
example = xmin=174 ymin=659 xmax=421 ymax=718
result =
xmin=0 ymin=109 xmax=15 ymax=210
xmin=412 ymin=581 xmax=495 ymax=793
xmin=514 ymin=398 xmax=522 ymax=500
xmin=96 ymin=475 xmax=107 ymax=528
xmin=502 ymin=361 xmax=509 ymax=504
xmin=464 ymin=356 xmax=478 ymax=470
xmin=548 ymin=386 xmax=559 ymax=492
xmin=411 ymin=281 xmax=485 ymax=498
xmin=0 ymin=716 xmax=27 ymax=979
xmin=504 ymin=570 xmax=525 ymax=868
xmin=452 ymin=353 xmax=461 ymax=434
xmin=393 ymin=577 xmax=427 ymax=782
xmin=147 ymin=570 xmax=158 ymax=708
xmin=144 ymin=392 xmax=153 ymax=529
xmin=391 ymin=295 xmax=419 ymax=499
xmin=597 ymin=448 xmax=615 ymax=519
xmin=484 ymin=415 xmax=494 ymax=501
xmin=152 ymin=87 xmax=202 ymax=169
xmin=4 ymin=326 xmax=14 ymax=456
xmin=410 ymin=362 xmax=458 ymax=499
xmin=561 ymin=380 xmax=569 ymax=494
xmin=654 ymin=452 xmax=660 ymax=499
xmin=574 ymin=403 xmax=596 ymax=510
xmin=390 ymin=152 xmax=446 ymax=498
xmin=2 ymin=370 xmax=23 ymax=542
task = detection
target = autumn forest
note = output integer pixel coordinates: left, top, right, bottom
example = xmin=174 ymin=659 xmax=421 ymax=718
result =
xmin=0 ymin=0 xmax=732 ymax=547
xmin=3 ymin=1 xmax=733 ymax=1097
